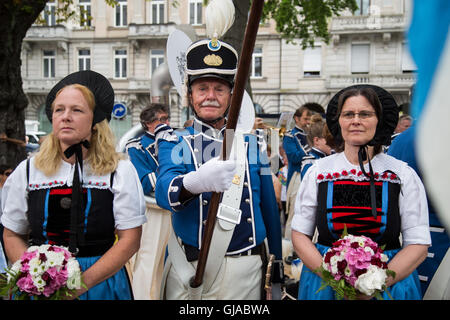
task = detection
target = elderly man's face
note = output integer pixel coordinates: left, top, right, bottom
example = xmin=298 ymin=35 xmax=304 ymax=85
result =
xmin=396 ymin=118 xmax=412 ymax=133
xmin=189 ymin=78 xmax=231 ymax=124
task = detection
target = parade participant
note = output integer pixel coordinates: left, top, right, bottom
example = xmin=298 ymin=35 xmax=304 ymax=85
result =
xmin=283 ymin=104 xmax=318 ymax=242
xmin=126 ymin=103 xmax=170 ymax=195
xmin=126 ymin=103 xmax=171 ymax=300
xmin=154 ymin=1 xmax=282 ymax=299
xmin=300 ymin=114 xmax=332 ymax=179
xmin=388 ymin=125 xmax=450 ymax=299
xmin=1 ymin=70 xmax=146 ymax=300
xmin=291 ymin=84 xmax=431 ymax=300
xmin=283 ymin=105 xmax=311 ymax=188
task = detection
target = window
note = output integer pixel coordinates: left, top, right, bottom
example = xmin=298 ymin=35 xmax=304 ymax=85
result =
xmin=151 ymin=0 xmax=165 ymax=24
xmin=402 ymin=43 xmax=417 ymax=73
xmin=354 ymin=0 xmax=370 ymax=16
xmin=251 ymin=47 xmax=262 ymax=78
xmin=189 ymin=0 xmax=202 ymax=25
xmin=351 ymin=44 xmax=370 ymax=74
xmin=114 ymin=49 xmax=127 ymax=78
xmin=115 ymin=0 xmax=127 ymax=27
xmin=78 ymin=49 xmax=91 ymax=71
xmin=150 ymin=49 xmax=165 ymax=75
xmin=43 ymin=50 xmax=56 ymax=78
xmin=43 ymin=1 xmax=56 ymax=26
xmin=79 ymin=0 xmax=92 ymax=27
xmin=303 ymin=46 xmax=322 ymax=77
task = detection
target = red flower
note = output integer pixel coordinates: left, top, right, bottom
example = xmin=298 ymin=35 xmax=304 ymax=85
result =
xmin=390 ymin=173 xmax=397 ymax=180
xmin=317 ymin=174 xmax=324 ymax=180
xmin=333 ymin=172 xmax=340 ymax=178
xmin=350 ymin=169 xmax=357 ymax=175
xmin=342 ymin=170 xmax=348 ymax=176
xmin=381 ymin=172 xmax=388 ymax=179
xmin=326 ymin=173 xmax=333 ymax=179
xmin=357 ymin=171 xmax=363 ymax=176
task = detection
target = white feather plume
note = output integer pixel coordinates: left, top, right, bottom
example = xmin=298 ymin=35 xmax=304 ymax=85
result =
xmin=205 ymin=0 xmax=235 ymax=40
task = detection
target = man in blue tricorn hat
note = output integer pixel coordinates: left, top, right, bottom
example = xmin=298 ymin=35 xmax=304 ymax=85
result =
xmin=154 ymin=0 xmax=282 ymax=300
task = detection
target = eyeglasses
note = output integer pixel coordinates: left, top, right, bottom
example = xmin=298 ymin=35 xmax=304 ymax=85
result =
xmin=340 ymin=111 xmax=376 ymax=120
xmin=156 ymin=116 xmax=170 ymax=122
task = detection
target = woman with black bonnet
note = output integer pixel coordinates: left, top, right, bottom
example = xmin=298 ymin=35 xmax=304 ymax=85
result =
xmin=1 ymin=70 xmax=146 ymax=299
xmin=291 ymin=84 xmax=431 ymax=300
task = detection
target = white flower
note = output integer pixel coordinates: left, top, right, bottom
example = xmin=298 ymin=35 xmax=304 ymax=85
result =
xmin=355 ymin=265 xmax=387 ymax=296
xmin=28 ymin=257 xmax=43 ymax=276
xmin=330 ymin=255 xmax=344 ymax=274
xmin=27 ymin=246 xmax=39 ymax=253
xmin=66 ymin=259 xmax=81 ymax=277
xmin=33 ymin=275 xmax=46 ymax=290
xmin=380 ymin=253 xmax=389 ymax=263
xmin=364 ymin=246 xmax=374 ymax=255
xmin=66 ymin=273 xmax=82 ymax=290
xmin=37 ymin=244 xmax=51 ymax=254
xmin=45 ymin=251 xmax=65 ymax=269
xmin=66 ymin=259 xmax=82 ymax=290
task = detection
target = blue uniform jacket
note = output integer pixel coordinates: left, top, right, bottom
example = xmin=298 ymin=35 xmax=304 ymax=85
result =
xmin=283 ymin=126 xmax=309 ymax=187
xmin=388 ymin=125 xmax=449 ymax=295
xmin=155 ymin=118 xmax=282 ymax=259
xmin=300 ymin=147 xmax=328 ymax=179
xmin=126 ymin=132 xmax=158 ymax=196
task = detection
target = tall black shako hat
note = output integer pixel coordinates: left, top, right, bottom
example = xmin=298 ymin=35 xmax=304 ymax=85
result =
xmin=46 ymin=70 xmax=114 ymax=125
xmin=186 ymin=38 xmax=238 ymax=88
xmin=326 ymin=84 xmax=399 ymax=147
xmin=45 ymin=70 xmax=114 ymax=255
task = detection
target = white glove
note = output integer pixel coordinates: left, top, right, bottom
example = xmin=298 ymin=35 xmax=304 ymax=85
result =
xmin=183 ymin=157 xmax=236 ymax=194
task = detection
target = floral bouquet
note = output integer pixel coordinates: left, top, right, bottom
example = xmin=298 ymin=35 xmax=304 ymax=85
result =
xmin=315 ymin=228 xmax=396 ymax=300
xmin=0 ymin=244 xmax=85 ymax=300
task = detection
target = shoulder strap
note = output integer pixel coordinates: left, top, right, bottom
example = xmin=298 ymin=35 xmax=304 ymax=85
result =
xmin=110 ymin=170 xmax=116 ymax=188
xmin=26 ymin=158 xmax=30 ymax=186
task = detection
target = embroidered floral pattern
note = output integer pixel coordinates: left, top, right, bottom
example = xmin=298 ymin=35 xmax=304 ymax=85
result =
xmin=316 ymin=169 xmax=400 ymax=184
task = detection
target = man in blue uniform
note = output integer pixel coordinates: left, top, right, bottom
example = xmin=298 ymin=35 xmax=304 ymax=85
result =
xmin=283 ymin=105 xmax=312 ymax=188
xmin=126 ymin=103 xmax=169 ymax=195
xmin=154 ymin=37 xmax=282 ymax=300
xmin=388 ymin=125 xmax=449 ymax=298
xmin=126 ymin=103 xmax=171 ymax=299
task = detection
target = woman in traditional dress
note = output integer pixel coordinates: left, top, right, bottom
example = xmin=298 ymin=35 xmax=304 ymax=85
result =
xmin=291 ymin=84 xmax=431 ymax=300
xmin=1 ymin=70 xmax=146 ymax=299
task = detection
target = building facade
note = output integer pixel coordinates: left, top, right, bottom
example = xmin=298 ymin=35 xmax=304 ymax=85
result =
xmin=22 ymin=0 xmax=415 ymax=140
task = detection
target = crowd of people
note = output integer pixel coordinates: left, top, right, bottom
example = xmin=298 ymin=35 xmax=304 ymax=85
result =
xmin=0 ymin=12 xmax=448 ymax=302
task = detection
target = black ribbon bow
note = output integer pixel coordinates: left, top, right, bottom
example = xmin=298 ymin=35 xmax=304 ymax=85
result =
xmin=63 ymin=140 xmax=90 ymax=255
xmin=358 ymin=146 xmax=378 ymax=218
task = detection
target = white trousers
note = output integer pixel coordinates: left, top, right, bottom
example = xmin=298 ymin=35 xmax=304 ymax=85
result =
xmin=164 ymin=254 xmax=263 ymax=300
xmin=129 ymin=205 xmax=171 ymax=300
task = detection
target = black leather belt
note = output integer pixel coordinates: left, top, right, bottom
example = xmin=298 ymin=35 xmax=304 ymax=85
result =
xmin=183 ymin=242 xmax=264 ymax=262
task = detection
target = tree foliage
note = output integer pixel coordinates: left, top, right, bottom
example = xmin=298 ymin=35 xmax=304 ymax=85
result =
xmin=262 ymin=0 xmax=358 ymax=49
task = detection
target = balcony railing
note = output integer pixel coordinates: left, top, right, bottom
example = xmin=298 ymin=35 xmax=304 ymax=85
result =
xmin=128 ymin=23 xmax=176 ymax=39
xmin=330 ymin=14 xmax=406 ymax=34
xmin=328 ymin=73 xmax=416 ymax=90
xmin=25 ymin=25 xmax=68 ymax=40
xmin=23 ymin=78 xmax=60 ymax=92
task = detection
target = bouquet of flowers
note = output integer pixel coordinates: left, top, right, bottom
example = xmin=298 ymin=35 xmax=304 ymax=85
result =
xmin=0 ymin=244 xmax=85 ymax=300
xmin=315 ymin=228 xmax=396 ymax=300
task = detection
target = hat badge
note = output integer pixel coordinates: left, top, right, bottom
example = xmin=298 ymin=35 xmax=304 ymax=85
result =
xmin=208 ymin=37 xmax=221 ymax=52
xmin=203 ymin=54 xmax=223 ymax=66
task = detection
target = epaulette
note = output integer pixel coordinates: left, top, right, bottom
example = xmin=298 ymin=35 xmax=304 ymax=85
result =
xmin=125 ymin=139 xmax=142 ymax=151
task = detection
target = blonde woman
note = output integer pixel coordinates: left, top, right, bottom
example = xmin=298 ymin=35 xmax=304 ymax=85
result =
xmin=1 ymin=71 xmax=146 ymax=299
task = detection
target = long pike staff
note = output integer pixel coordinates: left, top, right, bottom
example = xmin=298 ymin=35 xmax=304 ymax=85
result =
xmin=190 ymin=0 xmax=266 ymax=290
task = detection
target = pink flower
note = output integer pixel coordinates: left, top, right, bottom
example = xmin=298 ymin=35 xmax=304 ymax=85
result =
xmin=17 ymin=274 xmax=36 ymax=293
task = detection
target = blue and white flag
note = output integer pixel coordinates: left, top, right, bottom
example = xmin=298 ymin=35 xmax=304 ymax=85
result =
xmin=409 ymin=1 xmax=450 ymax=232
